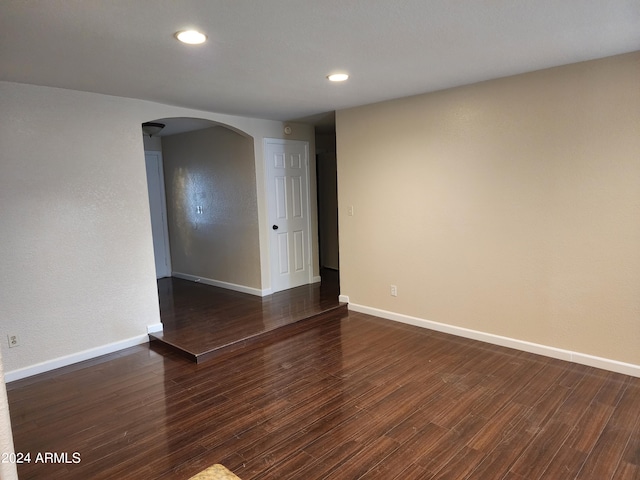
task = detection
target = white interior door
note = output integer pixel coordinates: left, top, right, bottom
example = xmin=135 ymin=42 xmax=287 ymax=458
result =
xmin=145 ymin=151 xmax=171 ymax=279
xmin=265 ymin=139 xmax=311 ymax=293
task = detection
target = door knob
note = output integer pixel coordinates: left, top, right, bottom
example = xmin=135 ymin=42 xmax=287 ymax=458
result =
xmin=272 ymin=225 xmax=279 ymax=230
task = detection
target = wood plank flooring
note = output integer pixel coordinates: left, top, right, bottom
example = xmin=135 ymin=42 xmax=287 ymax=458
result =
xmin=151 ymin=271 xmax=345 ymax=362
xmin=7 ymin=310 xmax=640 ymax=479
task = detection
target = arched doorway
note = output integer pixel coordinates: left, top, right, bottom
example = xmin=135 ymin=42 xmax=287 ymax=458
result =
xmin=142 ymin=117 xmax=258 ymax=292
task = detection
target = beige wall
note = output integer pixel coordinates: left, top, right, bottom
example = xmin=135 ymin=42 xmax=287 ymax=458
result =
xmin=337 ymin=52 xmax=640 ymax=366
xmin=162 ymin=126 xmax=261 ymax=289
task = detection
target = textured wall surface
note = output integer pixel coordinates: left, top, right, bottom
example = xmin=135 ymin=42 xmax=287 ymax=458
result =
xmin=0 ymin=81 xmax=315 ymax=375
xmin=0 ymin=83 xmax=160 ymax=374
xmin=163 ymin=126 xmax=261 ymax=288
xmin=337 ymin=52 xmax=640 ymax=365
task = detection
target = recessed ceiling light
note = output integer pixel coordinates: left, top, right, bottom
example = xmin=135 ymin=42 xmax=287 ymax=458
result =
xmin=175 ymin=30 xmax=207 ymax=45
xmin=327 ymin=73 xmax=349 ymax=82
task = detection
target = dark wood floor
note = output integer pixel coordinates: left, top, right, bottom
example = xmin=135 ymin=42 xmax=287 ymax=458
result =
xmin=150 ymin=270 xmax=345 ymax=362
xmin=7 ymin=291 xmax=640 ymax=479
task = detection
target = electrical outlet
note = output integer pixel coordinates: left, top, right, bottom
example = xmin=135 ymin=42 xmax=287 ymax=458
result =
xmin=390 ymin=285 xmax=398 ymax=297
xmin=7 ymin=334 xmax=20 ymax=348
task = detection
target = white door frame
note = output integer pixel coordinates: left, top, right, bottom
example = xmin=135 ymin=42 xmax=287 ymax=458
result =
xmin=264 ymin=138 xmax=313 ymax=293
xmin=145 ymin=150 xmax=172 ymax=278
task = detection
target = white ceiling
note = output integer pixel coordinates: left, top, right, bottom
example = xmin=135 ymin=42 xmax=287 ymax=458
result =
xmin=1 ymin=1 xmax=638 ymax=125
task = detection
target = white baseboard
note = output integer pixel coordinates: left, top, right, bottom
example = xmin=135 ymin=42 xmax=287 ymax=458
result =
xmin=146 ymin=323 xmax=163 ymax=334
xmin=339 ymin=294 xmax=350 ymax=303
xmin=313 ymin=276 xmax=322 ymax=283
xmin=5 ymin=334 xmax=150 ymax=383
xmin=172 ymin=272 xmax=267 ymax=297
xmin=346 ymin=302 xmax=640 ymax=378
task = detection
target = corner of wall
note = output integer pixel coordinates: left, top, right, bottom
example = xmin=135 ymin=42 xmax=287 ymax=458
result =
xmin=0 ymin=349 xmax=18 ymax=480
